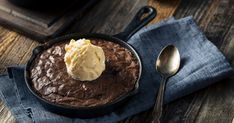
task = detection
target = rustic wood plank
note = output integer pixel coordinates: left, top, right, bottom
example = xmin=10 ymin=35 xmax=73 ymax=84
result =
xmin=0 ymin=30 xmax=38 ymax=73
xmin=0 ymin=102 xmax=15 ymax=123
xmin=67 ymin=0 xmax=148 ymax=34
xmin=195 ymin=78 xmax=234 ymax=123
xmin=148 ymin=0 xmax=181 ymax=24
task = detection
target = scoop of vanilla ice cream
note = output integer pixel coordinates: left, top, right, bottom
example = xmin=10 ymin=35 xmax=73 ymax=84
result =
xmin=64 ymin=39 xmax=105 ymax=81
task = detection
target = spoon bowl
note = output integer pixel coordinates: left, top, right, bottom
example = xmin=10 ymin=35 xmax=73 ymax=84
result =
xmin=156 ymin=45 xmax=180 ymax=77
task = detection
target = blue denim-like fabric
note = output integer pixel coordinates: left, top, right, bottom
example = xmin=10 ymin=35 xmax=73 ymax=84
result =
xmin=0 ymin=17 xmax=233 ymax=123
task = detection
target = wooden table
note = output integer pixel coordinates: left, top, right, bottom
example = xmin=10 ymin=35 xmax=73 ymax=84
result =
xmin=0 ymin=0 xmax=233 ymax=122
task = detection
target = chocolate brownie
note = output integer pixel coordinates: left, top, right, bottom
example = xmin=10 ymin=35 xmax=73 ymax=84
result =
xmin=30 ymin=39 xmax=140 ymax=107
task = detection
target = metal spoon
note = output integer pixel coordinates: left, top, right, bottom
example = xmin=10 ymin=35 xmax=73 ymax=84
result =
xmin=151 ymin=45 xmax=180 ymax=123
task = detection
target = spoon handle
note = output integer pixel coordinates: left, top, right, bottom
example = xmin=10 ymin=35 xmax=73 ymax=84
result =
xmin=151 ymin=76 xmax=167 ymax=123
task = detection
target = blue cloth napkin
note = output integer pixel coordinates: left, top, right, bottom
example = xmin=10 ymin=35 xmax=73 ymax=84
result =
xmin=0 ymin=16 xmax=233 ymax=123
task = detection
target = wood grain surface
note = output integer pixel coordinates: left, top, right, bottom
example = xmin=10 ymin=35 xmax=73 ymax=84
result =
xmin=0 ymin=0 xmax=233 ymax=122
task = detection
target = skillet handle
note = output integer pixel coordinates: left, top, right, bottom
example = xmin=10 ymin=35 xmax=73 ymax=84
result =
xmin=113 ymin=6 xmax=156 ymax=41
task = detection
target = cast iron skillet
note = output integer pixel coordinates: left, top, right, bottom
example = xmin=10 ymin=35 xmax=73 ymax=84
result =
xmin=25 ymin=6 xmax=157 ymax=118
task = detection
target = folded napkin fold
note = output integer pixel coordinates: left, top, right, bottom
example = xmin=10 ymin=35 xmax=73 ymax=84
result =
xmin=0 ymin=17 xmax=233 ymax=123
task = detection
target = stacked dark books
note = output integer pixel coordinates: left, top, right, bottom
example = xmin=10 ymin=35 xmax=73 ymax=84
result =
xmin=0 ymin=0 xmax=98 ymax=42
